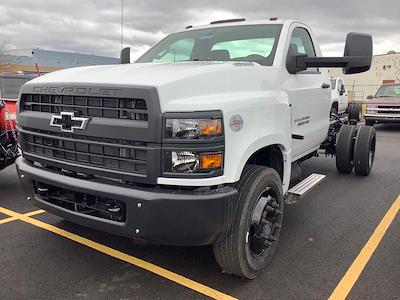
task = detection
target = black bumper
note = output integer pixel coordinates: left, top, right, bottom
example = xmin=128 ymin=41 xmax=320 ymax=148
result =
xmin=16 ymin=157 xmax=238 ymax=246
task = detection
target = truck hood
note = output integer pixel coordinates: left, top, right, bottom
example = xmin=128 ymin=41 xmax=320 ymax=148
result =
xmin=25 ymin=62 xmax=283 ymax=112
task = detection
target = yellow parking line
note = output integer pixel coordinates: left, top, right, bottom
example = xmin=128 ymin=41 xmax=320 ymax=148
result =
xmin=329 ymin=195 xmax=400 ymax=300
xmin=0 ymin=209 xmax=45 ymax=225
xmin=0 ymin=206 xmax=236 ymax=300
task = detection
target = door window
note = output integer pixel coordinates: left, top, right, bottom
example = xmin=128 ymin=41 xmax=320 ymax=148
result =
xmin=287 ymin=27 xmax=317 ymax=72
xmin=289 ymin=27 xmax=316 ymax=57
xmin=330 ymin=79 xmax=337 ymax=90
xmin=337 ymin=79 xmax=345 ymax=93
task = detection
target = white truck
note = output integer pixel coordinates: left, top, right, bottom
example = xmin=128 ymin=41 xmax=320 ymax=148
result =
xmin=330 ymin=76 xmax=363 ymax=124
xmin=16 ymin=18 xmax=375 ymax=279
xmin=330 ymin=76 xmax=348 ymax=114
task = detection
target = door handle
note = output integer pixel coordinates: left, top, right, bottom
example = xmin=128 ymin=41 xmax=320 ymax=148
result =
xmin=321 ymin=83 xmax=331 ymax=89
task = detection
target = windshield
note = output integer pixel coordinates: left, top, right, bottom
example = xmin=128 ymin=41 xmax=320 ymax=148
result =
xmin=136 ymin=24 xmax=283 ymax=66
xmin=375 ymin=84 xmax=400 ymax=98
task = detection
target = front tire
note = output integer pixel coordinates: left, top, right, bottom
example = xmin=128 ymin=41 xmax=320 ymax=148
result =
xmin=365 ymin=120 xmax=374 ymax=126
xmin=331 ymin=105 xmax=338 ymax=115
xmin=213 ymin=165 xmax=283 ymax=279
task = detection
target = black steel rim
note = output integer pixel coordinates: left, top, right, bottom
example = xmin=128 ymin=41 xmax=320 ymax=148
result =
xmin=248 ymin=188 xmax=282 ymax=257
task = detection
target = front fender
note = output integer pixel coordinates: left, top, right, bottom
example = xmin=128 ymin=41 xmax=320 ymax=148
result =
xmin=159 ymin=88 xmax=292 ymax=189
xmin=232 ymin=138 xmax=291 ymax=193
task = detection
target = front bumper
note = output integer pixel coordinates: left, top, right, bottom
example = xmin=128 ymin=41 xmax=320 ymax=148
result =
xmin=16 ymin=157 xmax=238 ymax=246
xmin=364 ymin=114 xmax=400 ymax=123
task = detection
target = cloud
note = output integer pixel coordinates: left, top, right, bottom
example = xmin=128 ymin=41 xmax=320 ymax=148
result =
xmin=0 ymin=0 xmax=399 ymax=59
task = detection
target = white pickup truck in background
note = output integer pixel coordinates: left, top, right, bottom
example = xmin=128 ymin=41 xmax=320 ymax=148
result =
xmin=330 ymin=76 xmax=349 ymax=114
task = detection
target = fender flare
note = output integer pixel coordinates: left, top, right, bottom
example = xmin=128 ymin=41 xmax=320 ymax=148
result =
xmin=233 ymin=138 xmax=291 ymax=192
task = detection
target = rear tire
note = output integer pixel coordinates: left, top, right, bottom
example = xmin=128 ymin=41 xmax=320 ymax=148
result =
xmin=336 ymin=125 xmax=357 ymax=173
xmin=348 ymin=103 xmax=362 ymax=124
xmin=213 ymin=165 xmax=283 ymax=279
xmin=354 ymin=126 xmax=376 ymax=176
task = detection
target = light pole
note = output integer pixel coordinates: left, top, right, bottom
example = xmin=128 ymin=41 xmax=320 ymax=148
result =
xmin=121 ymin=0 xmax=124 ymax=50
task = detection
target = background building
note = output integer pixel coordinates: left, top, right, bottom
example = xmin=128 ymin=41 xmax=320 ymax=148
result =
xmin=329 ymin=51 xmax=400 ymax=101
xmin=0 ymin=48 xmax=119 ymax=74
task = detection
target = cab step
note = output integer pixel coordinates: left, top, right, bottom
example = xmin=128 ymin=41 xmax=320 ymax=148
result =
xmin=285 ymin=173 xmax=326 ymax=204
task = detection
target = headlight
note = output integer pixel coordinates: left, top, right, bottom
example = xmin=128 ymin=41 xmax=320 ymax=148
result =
xmin=366 ymin=104 xmax=377 ymax=114
xmin=163 ymin=111 xmax=224 ymax=177
xmin=165 ymin=118 xmax=222 ymax=139
xmin=167 ymin=151 xmax=223 ymax=173
xmin=171 ymin=151 xmax=199 ymax=172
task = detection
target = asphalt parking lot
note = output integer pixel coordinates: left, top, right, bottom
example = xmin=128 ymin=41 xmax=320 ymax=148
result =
xmin=0 ymin=124 xmax=399 ymax=300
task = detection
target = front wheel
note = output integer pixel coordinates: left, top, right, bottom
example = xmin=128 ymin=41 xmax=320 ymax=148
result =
xmin=213 ymin=165 xmax=283 ymax=279
xmin=365 ymin=120 xmax=374 ymax=126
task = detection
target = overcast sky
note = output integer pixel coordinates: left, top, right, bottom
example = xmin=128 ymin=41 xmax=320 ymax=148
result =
xmin=0 ymin=0 xmax=399 ymax=59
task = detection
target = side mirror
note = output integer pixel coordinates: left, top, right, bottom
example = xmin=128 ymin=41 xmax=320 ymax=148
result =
xmin=343 ymin=33 xmax=373 ymax=74
xmin=120 ymin=47 xmax=131 ymax=64
xmin=286 ymin=44 xmax=307 ymax=74
xmin=293 ymin=33 xmax=373 ymax=75
xmin=367 ymin=95 xmax=373 ymax=100
xmin=339 ymin=85 xmax=346 ymax=95
xmin=0 ymin=100 xmax=5 ymax=109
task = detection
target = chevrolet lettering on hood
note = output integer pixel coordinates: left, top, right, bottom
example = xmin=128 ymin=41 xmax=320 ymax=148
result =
xmin=33 ymin=86 xmax=123 ymax=97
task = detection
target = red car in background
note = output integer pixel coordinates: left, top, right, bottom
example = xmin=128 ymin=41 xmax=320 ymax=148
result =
xmin=365 ymin=83 xmax=400 ymax=126
xmin=0 ymin=74 xmax=35 ymax=170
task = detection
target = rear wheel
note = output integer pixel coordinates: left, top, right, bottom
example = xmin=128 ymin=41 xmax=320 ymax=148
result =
xmin=354 ymin=126 xmax=376 ymax=176
xmin=348 ymin=103 xmax=362 ymax=124
xmin=213 ymin=165 xmax=283 ymax=279
xmin=336 ymin=125 xmax=357 ymax=173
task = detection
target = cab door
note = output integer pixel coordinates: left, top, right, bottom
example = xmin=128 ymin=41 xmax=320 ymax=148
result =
xmin=284 ymin=26 xmax=331 ymax=161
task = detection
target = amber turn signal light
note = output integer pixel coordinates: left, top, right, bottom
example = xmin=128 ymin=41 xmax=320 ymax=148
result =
xmin=199 ymin=152 xmax=223 ymax=170
xmin=199 ymin=119 xmax=222 ymax=137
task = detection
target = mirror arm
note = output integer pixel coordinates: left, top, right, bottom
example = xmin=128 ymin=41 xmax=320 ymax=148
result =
xmin=297 ymin=57 xmax=346 ymax=68
xmin=297 ymin=56 xmax=370 ymax=68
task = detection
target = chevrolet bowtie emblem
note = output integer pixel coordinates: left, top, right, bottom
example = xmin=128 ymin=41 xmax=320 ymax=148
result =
xmin=50 ymin=111 xmax=90 ymax=133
